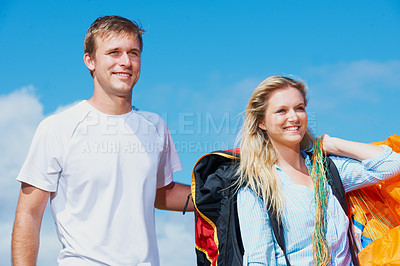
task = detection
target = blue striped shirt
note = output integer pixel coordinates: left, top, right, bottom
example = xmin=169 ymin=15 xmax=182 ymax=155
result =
xmin=237 ymin=145 xmax=400 ymax=265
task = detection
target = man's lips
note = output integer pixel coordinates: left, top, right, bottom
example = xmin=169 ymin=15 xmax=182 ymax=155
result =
xmin=113 ymin=72 xmax=132 ymax=77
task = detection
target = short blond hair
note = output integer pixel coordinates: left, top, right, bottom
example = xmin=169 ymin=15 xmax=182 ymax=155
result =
xmin=84 ymin=16 xmax=145 ymax=76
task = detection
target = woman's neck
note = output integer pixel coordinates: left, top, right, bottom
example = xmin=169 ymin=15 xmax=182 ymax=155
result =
xmin=273 ymin=142 xmax=306 ymax=173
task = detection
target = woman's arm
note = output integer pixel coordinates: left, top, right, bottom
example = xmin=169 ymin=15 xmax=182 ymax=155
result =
xmin=320 ymin=134 xmax=400 ymax=191
xmin=237 ymin=187 xmax=277 ymax=265
xmin=320 ymin=134 xmax=384 ymax=161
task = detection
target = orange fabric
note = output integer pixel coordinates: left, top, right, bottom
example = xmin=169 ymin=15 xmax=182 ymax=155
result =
xmin=359 ymin=225 xmax=400 ymax=265
xmin=347 ymin=135 xmax=400 ymax=265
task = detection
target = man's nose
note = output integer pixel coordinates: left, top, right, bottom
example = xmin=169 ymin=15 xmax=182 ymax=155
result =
xmin=119 ymin=52 xmax=132 ymax=67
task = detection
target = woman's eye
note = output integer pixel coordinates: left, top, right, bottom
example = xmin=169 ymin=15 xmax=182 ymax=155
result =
xmin=277 ymin=109 xmax=286 ymax=114
xmin=297 ymin=106 xmax=305 ymax=111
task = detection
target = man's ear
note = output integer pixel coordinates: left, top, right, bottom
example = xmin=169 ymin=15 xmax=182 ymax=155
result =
xmin=83 ymin=53 xmax=95 ymax=72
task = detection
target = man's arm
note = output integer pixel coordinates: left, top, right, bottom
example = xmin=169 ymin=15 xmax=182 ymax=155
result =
xmin=12 ymin=183 xmax=50 ymax=266
xmin=155 ymin=182 xmax=194 ymax=212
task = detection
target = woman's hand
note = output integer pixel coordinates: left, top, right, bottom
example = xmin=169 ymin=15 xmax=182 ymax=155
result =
xmin=319 ymin=134 xmax=338 ymax=155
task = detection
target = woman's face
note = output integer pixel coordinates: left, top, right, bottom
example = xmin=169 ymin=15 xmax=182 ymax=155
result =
xmin=258 ymin=86 xmax=308 ymax=149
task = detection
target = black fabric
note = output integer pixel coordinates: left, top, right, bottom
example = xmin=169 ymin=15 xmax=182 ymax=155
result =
xmin=266 ymin=206 xmax=291 ymax=266
xmin=325 ymin=156 xmax=360 ymax=266
xmin=325 ymin=156 xmax=348 ymax=214
xmin=195 ymin=248 xmax=211 ymax=266
xmin=193 ymin=151 xmax=243 ymax=266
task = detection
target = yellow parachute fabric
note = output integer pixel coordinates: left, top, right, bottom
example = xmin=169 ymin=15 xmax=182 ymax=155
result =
xmin=347 ymin=134 xmax=400 ymax=265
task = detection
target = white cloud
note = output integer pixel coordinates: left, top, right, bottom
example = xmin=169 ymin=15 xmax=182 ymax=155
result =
xmin=156 ymin=211 xmax=196 ymax=265
xmin=0 ymin=87 xmax=55 ymax=264
xmin=303 ymin=60 xmax=400 ymax=141
xmin=305 ymin=60 xmax=400 ymax=108
xmin=36 ymin=209 xmax=61 ymax=265
xmin=0 ymin=222 xmax=13 ymax=265
xmin=53 ymin=100 xmax=83 ymax=114
xmin=0 ymin=88 xmax=197 ymax=265
xmin=0 ymin=87 xmax=44 ymax=205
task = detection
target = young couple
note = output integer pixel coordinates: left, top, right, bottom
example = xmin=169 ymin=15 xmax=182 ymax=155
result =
xmin=12 ymin=15 xmax=400 ymax=265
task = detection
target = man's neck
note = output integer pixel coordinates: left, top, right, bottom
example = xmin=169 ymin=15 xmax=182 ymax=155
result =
xmin=87 ymin=93 xmax=132 ymax=115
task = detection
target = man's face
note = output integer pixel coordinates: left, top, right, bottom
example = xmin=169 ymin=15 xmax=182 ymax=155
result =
xmin=84 ymin=33 xmax=141 ymax=97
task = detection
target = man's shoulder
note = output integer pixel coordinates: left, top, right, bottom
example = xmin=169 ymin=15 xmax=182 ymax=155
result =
xmin=38 ymin=101 xmax=91 ymax=132
xmin=132 ymin=107 xmax=166 ymax=127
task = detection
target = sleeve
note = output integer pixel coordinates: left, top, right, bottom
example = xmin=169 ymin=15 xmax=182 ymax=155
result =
xmin=330 ymin=145 xmax=400 ymax=192
xmin=237 ymin=187 xmax=277 ymax=265
xmin=156 ymin=118 xmax=182 ymax=189
xmin=17 ymin=118 xmax=63 ymax=192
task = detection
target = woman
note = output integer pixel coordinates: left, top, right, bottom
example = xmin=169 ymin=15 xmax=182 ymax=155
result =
xmin=237 ymin=75 xmax=400 ymax=265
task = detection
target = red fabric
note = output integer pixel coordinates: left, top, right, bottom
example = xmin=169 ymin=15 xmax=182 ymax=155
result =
xmin=227 ymin=148 xmax=240 ymax=154
xmin=195 ymin=210 xmax=219 ymax=265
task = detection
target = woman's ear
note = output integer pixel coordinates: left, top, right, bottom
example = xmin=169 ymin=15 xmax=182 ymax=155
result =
xmin=258 ymin=121 xmax=267 ymax=131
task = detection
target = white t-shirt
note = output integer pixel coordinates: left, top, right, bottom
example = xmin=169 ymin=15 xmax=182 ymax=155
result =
xmin=17 ymin=101 xmax=182 ymax=265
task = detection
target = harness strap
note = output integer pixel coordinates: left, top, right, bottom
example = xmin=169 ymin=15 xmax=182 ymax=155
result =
xmin=267 ymin=207 xmax=291 ymax=266
xmin=325 ymin=156 xmax=360 ymax=266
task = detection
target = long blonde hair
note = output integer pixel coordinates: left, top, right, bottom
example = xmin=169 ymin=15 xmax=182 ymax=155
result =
xmin=237 ymin=75 xmax=313 ymax=216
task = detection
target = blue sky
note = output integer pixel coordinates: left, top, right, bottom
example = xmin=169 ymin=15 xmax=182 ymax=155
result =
xmin=1 ymin=0 xmax=400 ymax=265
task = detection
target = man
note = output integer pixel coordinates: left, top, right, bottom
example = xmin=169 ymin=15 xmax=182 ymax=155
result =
xmin=12 ymin=16 xmax=193 ymax=265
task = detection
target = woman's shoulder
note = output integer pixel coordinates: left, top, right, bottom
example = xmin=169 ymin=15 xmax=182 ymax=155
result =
xmin=238 ymin=186 xmax=263 ymax=204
